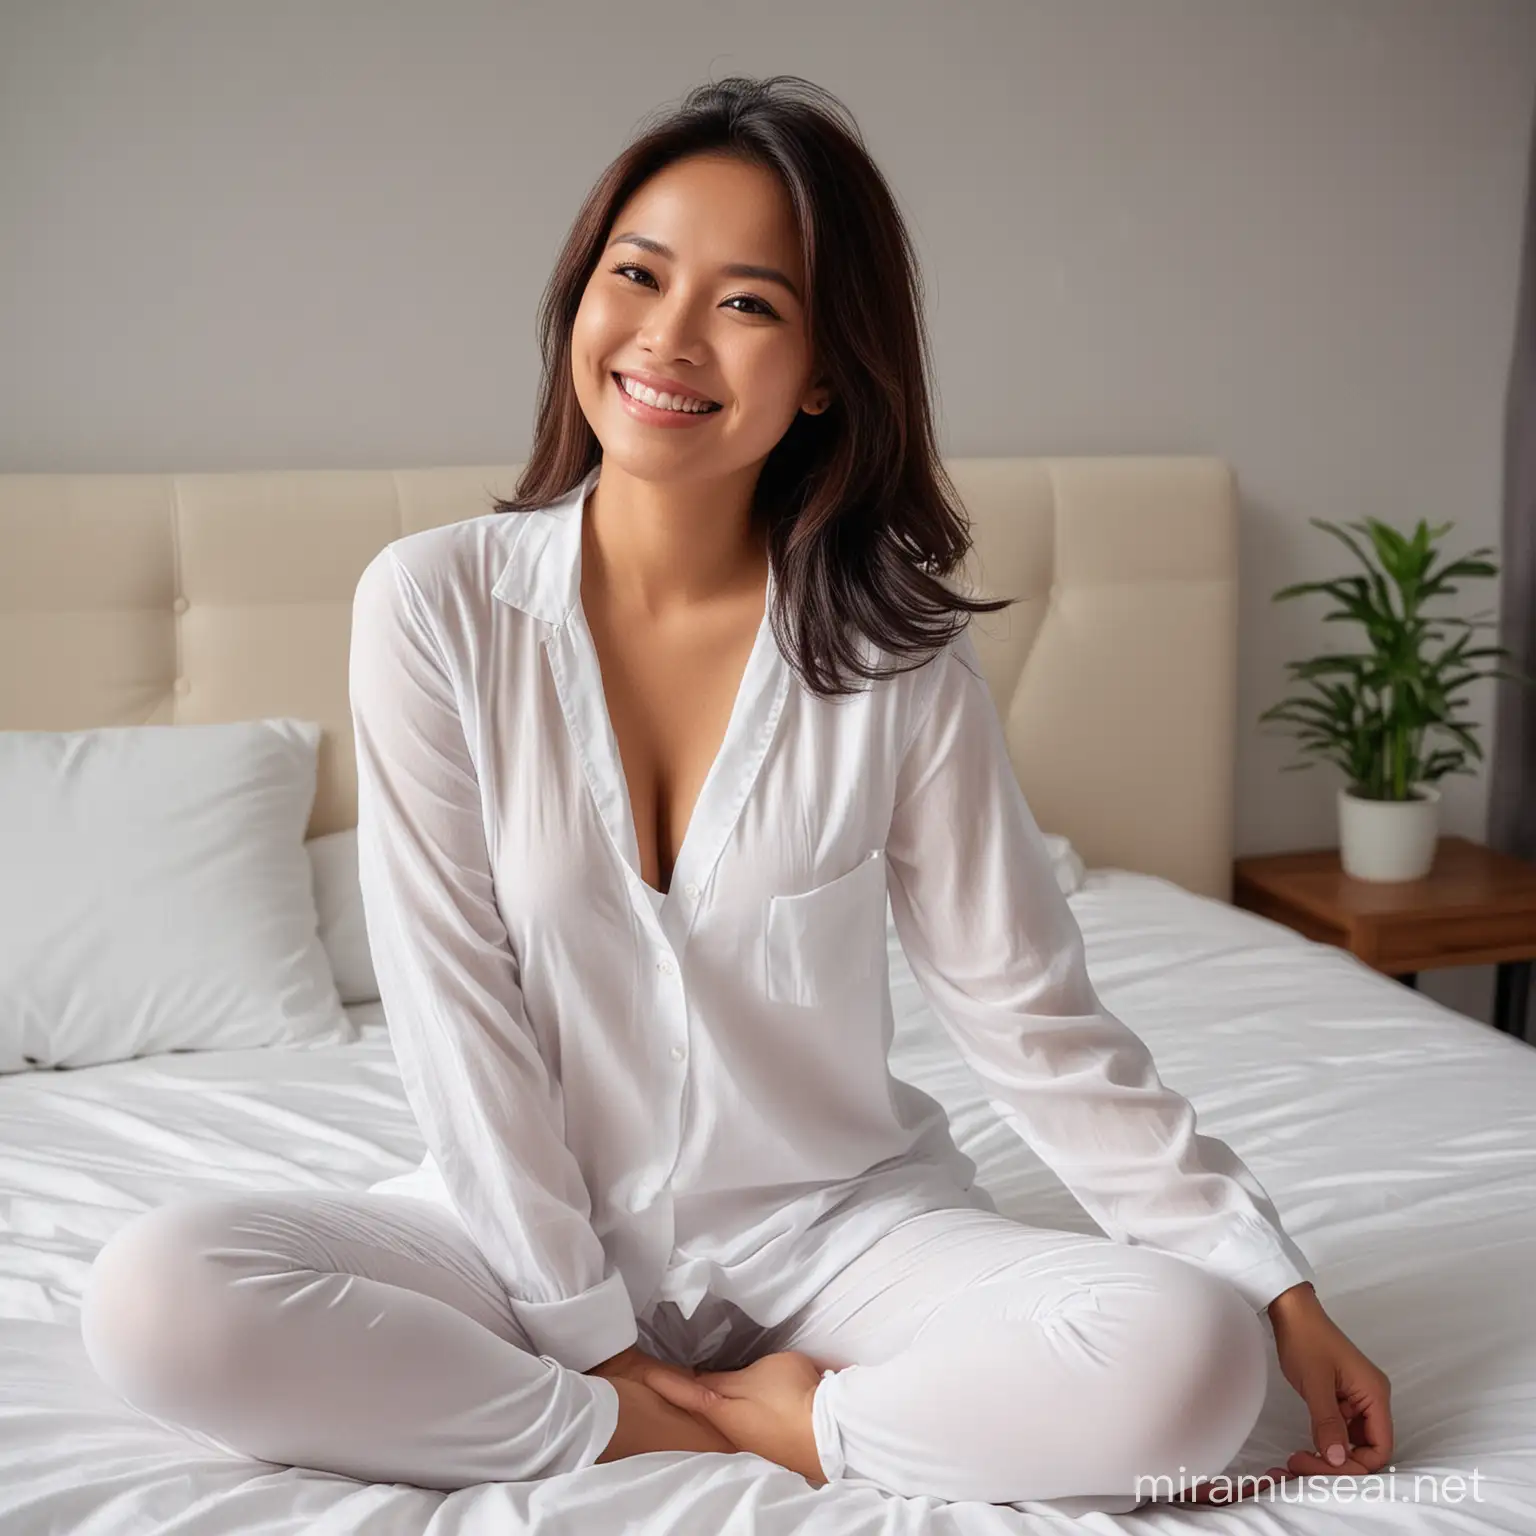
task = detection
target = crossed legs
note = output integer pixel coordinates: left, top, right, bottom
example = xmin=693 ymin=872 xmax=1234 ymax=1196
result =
xmin=80 ymin=1192 xmax=1269 ymax=1506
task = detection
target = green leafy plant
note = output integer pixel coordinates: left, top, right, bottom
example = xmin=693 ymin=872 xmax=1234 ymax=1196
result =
xmin=1258 ymin=517 xmax=1536 ymax=801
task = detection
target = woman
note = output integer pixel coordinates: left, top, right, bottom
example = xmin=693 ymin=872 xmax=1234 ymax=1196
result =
xmin=80 ymin=75 xmax=1391 ymax=1509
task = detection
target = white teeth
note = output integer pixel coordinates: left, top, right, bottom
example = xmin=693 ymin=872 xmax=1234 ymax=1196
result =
xmin=620 ymin=375 xmax=714 ymax=414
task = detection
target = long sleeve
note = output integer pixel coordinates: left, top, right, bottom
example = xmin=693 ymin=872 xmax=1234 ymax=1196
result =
xmin=348 ymin=546 xmax=638 ymax=1373
xmin=883 ymin=627 xmax=1318 ymax=1313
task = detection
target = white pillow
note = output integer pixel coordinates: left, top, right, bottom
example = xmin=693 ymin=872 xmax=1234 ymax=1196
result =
xmin=307 ymin=827 xmax=379 ymax=1004
xmin=0 ymin=718 xmax=354 ymax=1072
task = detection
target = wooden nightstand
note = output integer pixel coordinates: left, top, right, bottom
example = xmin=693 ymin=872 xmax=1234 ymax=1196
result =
xmin=1232 ymin=835 xmax=1536 ymax=1038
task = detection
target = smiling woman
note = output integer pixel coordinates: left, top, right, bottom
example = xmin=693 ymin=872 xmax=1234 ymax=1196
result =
xmin=80 ymin=73 xmax=1389 ymax=1519
xmin=496 ymin=76 xmax=1016 ymax=699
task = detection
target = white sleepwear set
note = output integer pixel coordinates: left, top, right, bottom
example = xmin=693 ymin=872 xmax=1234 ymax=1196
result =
xmin=81 ymin=464 xmax=1316 ymax=1508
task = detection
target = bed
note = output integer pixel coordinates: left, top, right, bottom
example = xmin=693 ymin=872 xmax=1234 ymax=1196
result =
xmin=3 ymin=456 xmax=1534 ymax=1534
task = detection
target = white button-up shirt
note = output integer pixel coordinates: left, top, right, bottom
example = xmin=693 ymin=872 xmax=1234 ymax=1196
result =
xmin=349 ymin=464 xmax=1316 ymax=1376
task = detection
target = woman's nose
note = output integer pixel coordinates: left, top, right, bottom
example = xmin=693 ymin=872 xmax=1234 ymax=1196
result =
xmin=639 ymin=291 xmax=707 ymax=359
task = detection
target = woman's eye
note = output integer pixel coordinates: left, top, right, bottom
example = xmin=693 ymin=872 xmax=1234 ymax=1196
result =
xmin=610 ymin=262 xmax=657 ymax=288
xmin=724 ymin=294 xmax=778 ymax=318
xmin=607 ymin=264 xmax=777 ymax=319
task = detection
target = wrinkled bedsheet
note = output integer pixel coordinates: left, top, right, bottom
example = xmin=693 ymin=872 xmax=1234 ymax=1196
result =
xmin=3 ymin=869 xmax=1533 ymax=1534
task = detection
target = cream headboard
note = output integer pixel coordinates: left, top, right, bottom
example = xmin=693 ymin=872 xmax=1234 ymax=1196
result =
xmin=0 ymin=456 xmax=1238 ymax=900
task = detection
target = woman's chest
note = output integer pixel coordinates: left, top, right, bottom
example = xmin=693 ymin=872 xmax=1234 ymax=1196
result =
xmin=473 ymin=611 xmax=911 ymax=959
xmin=584 ymin=590 xmax=766 ymax=898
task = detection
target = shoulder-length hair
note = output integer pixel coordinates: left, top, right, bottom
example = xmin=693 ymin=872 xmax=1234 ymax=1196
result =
xmin=494 ymin=73 xmax=1015 ymax=698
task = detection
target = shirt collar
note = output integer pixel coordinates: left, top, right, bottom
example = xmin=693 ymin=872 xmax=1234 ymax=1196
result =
xmin=491 ymin=463 xmax=782 ymax=627
xmin=491 ymin=464 xmax=601 ymax=625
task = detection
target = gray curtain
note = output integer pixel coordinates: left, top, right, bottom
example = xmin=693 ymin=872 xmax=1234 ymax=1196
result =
xmin=1489 ymin=94 xmax=1536 ymax=861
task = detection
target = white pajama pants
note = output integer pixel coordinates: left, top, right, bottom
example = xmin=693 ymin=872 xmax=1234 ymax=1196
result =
xmin=79 ymin=1191 xmax=1271 ymax=1507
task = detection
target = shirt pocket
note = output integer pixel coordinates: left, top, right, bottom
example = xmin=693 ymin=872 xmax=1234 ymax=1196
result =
xmin=763 ymin=847 xmax=887 ymax=1009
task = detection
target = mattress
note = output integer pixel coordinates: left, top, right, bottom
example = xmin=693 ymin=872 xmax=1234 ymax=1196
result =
xmin=3 ymin=870 xmax=1534 ymax=1535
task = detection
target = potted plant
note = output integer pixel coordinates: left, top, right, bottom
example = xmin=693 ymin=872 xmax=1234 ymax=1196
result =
xmin=1258 ymin=516 xmax=1534 ymax=882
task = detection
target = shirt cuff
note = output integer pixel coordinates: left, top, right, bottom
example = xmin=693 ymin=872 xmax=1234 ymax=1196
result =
xmin=507 ymin=1269 xmax=639 ymax=1374
xmin=1209 ymin=1218 xmax=1320 ymax=1313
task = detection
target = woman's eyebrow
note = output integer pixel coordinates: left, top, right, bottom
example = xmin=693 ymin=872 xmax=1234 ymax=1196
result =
xmin=606 ymin=232 xmax=801 ymax=303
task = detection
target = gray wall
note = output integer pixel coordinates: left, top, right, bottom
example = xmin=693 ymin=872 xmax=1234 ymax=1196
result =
xmin=4 ymin=0 xmax=1533 ymax=1024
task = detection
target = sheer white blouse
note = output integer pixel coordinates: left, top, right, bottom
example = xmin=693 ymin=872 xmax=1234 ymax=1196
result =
xmin=349 ymin=464 xmax=1316 ymax=1376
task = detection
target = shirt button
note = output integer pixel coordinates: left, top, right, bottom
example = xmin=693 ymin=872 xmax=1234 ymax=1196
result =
xmin=683 ymin=882 xmax=700 ymax=900
xmin=670 ymin=1044 xmax=686 ymax=1061
xmin=657 ymin=958 xmax=676 ymax=975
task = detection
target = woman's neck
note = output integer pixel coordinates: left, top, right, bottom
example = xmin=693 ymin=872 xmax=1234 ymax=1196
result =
xmin=582 ymin=460 xmax=767 ymax=617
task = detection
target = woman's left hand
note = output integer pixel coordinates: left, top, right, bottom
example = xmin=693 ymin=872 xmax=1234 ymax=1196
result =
xmin=1268 ymin=1283 xmax=1394 ymax=1478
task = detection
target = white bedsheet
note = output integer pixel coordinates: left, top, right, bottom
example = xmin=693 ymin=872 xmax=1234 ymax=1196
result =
xmin=3 ymin=870 xmax=1534 ymax=1534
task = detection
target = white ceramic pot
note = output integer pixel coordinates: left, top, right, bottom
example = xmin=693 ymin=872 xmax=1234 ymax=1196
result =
xmin=1337 ymin=784 xmax=1441 ymax=882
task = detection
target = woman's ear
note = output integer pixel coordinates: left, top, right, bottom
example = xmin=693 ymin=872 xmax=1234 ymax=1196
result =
xmin=799 ymin=379 xmax=833 ymax=415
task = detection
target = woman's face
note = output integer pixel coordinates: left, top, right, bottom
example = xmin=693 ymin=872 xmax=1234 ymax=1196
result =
xmin=571 ymin=152 xmax=825 ymax=486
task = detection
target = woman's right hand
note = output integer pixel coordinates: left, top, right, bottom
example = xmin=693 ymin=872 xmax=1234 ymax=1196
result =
xmin=641 ymin=1350 xmax=828 ymax=1485
xmin=587 ymin=1344 xmax=738 ymax=1459
xmin=587 ymin=1342 xmax=671 ymax=1385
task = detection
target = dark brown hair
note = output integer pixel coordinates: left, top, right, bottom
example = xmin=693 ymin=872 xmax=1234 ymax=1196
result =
xmin=494 ymin=73 xmax=1014 ymax=698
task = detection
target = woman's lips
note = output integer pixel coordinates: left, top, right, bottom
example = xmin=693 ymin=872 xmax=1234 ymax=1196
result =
xmin=612 ymin=372 xmax=721 ymax=429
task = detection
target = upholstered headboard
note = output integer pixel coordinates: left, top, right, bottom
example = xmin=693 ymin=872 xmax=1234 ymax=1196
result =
xmin=0 ymin=456 xmax=1239 ymax=899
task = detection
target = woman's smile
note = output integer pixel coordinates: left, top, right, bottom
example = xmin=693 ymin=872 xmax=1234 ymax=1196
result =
xmin=612 ymin=371 xmax=724 ymax=429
